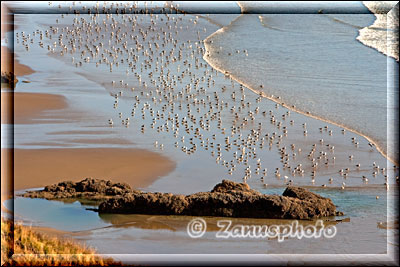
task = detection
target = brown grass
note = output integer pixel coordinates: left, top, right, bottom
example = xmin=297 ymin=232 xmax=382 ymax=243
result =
xmin=1 ymin=218 xmax=121 ymax=266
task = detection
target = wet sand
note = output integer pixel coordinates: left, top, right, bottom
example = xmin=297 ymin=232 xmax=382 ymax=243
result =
xmin=66 ymin=138 xmax=134 ymax=145
xmin=1 ymin=92 xmax=68 ymax=124
xmin=2 ymin=6 xmax=34 ymax=78
xmin=2 ymin=4 xmax=396 ymax=261
xmin=1 ymin=46 xmax=34 ymax=77
xmin=20 ymin=138 xmax=133 ymax=147
xmin=11 ymin=148 xmax=176 ymax=190
xmin=48 ymin=130 xmax=114 ymax=136
xmin=19 ymin=142 xmax=74 ymax=147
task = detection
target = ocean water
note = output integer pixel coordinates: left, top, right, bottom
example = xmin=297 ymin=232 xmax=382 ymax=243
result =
xmin=205 ymin=2 xmax=399 ymax=164
xmin=2 ymin=1 xmax=399 ymax=260
xmin=358 ymin=1 xmax=399 ymax=61
xmin=10 ymin=9 xmax=395 ymax=191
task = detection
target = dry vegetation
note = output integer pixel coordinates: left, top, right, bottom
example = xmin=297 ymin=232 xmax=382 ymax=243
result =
xmin=1 ymin=218 xmax=120 ymax=266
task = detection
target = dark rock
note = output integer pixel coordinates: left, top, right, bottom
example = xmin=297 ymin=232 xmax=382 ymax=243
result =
xmin=283 ymin=186 xmax=322 ymax=200
xmin=98 ymin=180 xmax=340 ymax=220
xmin=211 ymin=179 xmax=256 ymax=193
xmin=21 ymin=179 xmax=341 ymax=219
xmin=20 ymin=178 xmax=132 ymax=200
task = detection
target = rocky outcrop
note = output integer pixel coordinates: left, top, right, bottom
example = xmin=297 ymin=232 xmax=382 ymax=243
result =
xmin=21 ymin=179 xmax=342 ymax=219
xmin=211 ymin=179 xmax=255 ymax=193
xmin=20 ymin=178 xmax=134 ymax=200
xmin=98 ymin=180 xmax=342 ymax=219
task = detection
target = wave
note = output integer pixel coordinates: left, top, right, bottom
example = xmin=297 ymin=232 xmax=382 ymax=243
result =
xmin=202 ymin=6 xmax=398 ymax=165
xmin=357 ymin=1 xmax=399 ymax=61
xmin=203 ymin=39 xmax=396 ymax=165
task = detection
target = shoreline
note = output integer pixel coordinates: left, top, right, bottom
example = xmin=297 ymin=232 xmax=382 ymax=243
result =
xmin=358 ymin=1 xmax=399 ymax=62
xmin=1 ymin=4 xmax=396 ymax=260
xmin=202 ymin=25 xmax=398 ymax=166
xmin=170 ymin=2 xmax=397 ymax=165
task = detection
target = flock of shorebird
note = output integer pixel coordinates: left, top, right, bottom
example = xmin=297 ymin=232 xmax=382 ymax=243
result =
xmin=16 ymin=2 xmax=398 ymax=190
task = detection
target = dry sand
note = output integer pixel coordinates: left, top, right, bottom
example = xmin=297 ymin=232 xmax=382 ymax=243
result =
xmin=1 ymin=92 xmax=68 ymax=124
xmin=8 ymin=148 xmax=175 ymax=190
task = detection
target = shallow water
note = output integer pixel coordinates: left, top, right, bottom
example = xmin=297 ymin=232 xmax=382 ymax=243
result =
xmin=204 ymin=11 xmax=398 ymax=163
xmin=2 ymin=1 xmax=399 ymax=259
xmin=7 ymin=185 xmax=396 ymax=254
xmin=10 ymin=11 xmax=396 ymax=191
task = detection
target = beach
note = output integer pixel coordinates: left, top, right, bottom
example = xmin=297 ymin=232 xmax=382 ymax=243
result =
xmin=1 ymin=1 xmax=398 ymax=264
xmin=12 ymin=147 xmax=175 ymax=190
xmin=1 ymin=92 xmax=67 ymax=124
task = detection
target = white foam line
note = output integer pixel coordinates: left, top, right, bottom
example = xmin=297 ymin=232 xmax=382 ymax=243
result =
xmin=202 ymin=5 xmax=398 ymax=166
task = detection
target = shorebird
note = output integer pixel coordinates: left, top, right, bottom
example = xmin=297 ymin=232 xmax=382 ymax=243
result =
xmin=43 ymin=7 xmax=388 ymax=197
xmin=384 ymin=182 xmax=390 ymax=191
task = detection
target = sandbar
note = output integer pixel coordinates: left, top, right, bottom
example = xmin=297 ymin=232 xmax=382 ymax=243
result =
xmin=1 ymin=92 xmax=68 ymax=124
xmin=8 ymin=148 xmax=175 ymax=190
